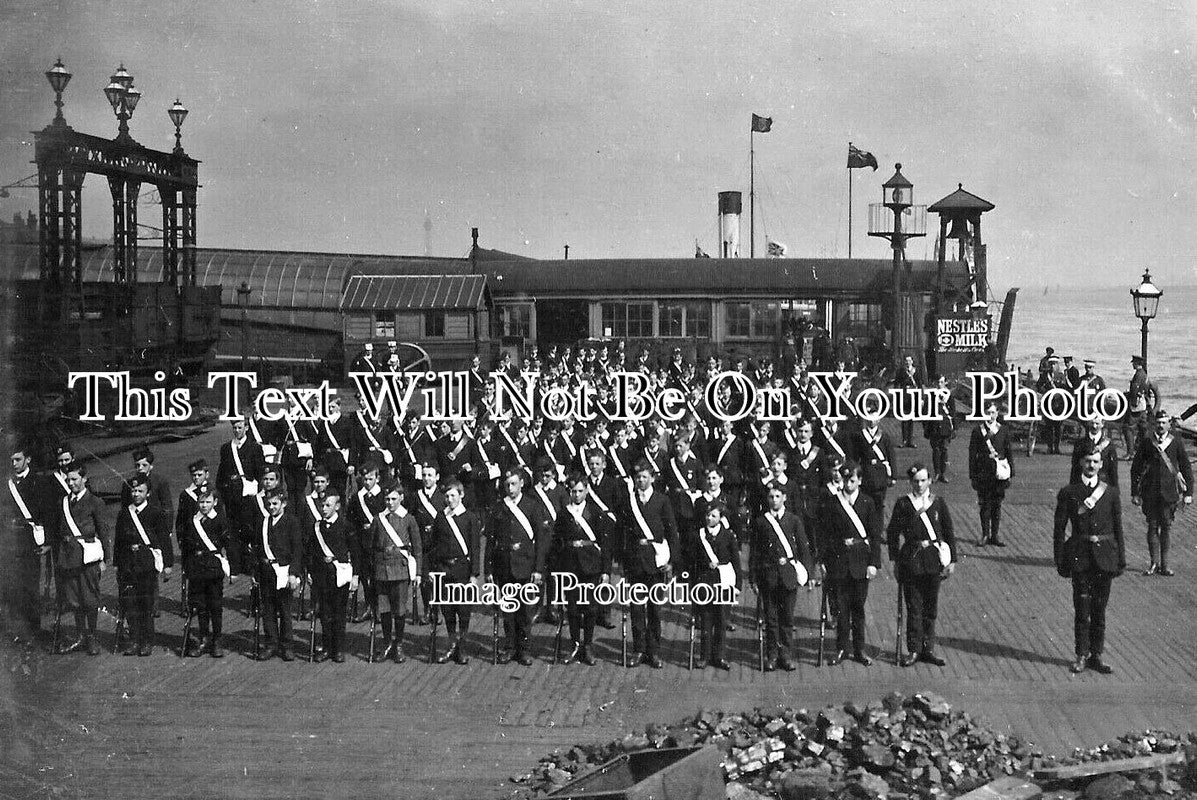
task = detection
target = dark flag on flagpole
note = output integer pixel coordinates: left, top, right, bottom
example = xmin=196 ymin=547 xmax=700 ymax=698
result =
xmin=848 ymin=143 xmax=878 ymax=170
xmin=751 ymin=114 xmax=773 ymax=133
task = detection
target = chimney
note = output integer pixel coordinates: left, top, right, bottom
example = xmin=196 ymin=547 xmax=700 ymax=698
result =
xmin=717 ymin=191 xmax=741 ymax=258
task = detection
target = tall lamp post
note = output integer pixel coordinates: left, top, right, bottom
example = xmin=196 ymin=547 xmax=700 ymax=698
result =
xmin=1131 ymin=268 xmax=1162 ymax=370
xmin=869 ymin=163 xmax=925 ymax=367
xmin=103 ymin=64 xmax=140 ymax=140
xmin=237 ymin=281 xmax=251 ymax=371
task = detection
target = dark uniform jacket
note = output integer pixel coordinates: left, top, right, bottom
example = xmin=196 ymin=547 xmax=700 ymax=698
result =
xmin=817 ymin=490 xmax=882 ymax=580
xmin=316 ymin=416 xmax=354 ymax=475
xmin=56 ymin=489 xmax=110 ymax=570
xmin=437 ymin=431 xmax=479 ymax=487
xmin=1053 ymin=479 xmax=1125 ymax=576
xmin=308 ymin=513 xmax=352 ymax=589
xmin=687 ymin=522 xmax=741 ymax=585
xmin=1070 ymin=434 xmax=1120 ymax=486
xmin=257 ymin=512 xmax=304 ymax=576
xmin=4 ymin=470 xmax=49 ymax=559
xmin=709 ymin=434 xmax=744 ymax=488
xmin=619 ymin=487 xmax=678 ymax=577
xmin=411 ymin=486 xmax=446 ymax=543
xmin=350 ymin=411 xmax=395 ymax=470
xmin=663 ymin=453 xmax=703 ymax=527
xmin=1130 ymin=434 xmax=1193 ymax=507
xmin=886 ymin=493 xmax=956 ymax=579
xmin=120 ymin=473 xmax=174 ymax=524
xmin=216 ymin=438 xmax=266 ymax=513
xmin=554 ymin=501 xmax=613 ymax=577
xmin=485 ymin=495 xmax=552 ymax=582
xmin=852 ymin=428 xmax=896 ymax=494
xmin=751 ymin=509 xmax=811 ymax=591
xmin=371 ymin=508 xmax=423 ymax=582
xmin=179 ymin=509 xmax=229 ymax=583
xmin=968 ymin=423 xmax=1015 ymax=489
xmin=114 ymin=502 xmax=175 ymax=575
xmin=430 ymin=506 xmax=484 ymax=582
xmin=176 ymin=484 xmax=214 ymax=538
xmin=786 ymin=444 xmax=825 ymax=517
xmin=815 ymin=423 xmax=852 ymax=464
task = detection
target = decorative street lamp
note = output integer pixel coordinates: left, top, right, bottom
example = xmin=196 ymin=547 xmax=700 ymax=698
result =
xmin=237 ymin=281 xmax=252 ymax=371
xmin=869 ymin=163 xmax=926 ymax=367
xmin=104 ymin=63 xmax=140 ymax=140
xmin=45 ymin=57 xmax=72 ymax=124
xmin=1131 ymin=268 xmax=1162 ymax=370
xmin=168 ymin=98 xmax=189 ymax=153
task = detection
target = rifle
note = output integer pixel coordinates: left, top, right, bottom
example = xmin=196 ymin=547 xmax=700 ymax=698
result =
xmin=179 ymin=575 xmax=189 ymax=618
xmin=368 ymin=605 xmax=377 ymax=663
xmin=112 ymin=611 xmax=126 ymax=655
xmin=817 ymin=581 xmax=829 ymax=667
xmin=894 ymin=578 xmax=905 ymax=666
xmin=492 ymin=604 xmax=500 ymax=665
xmin=755 ymin=594 xmax=765 ymax=672
xmin=553 ymin=607 xmax=565 ymax=664
xmin=252 ymin=580 xmax=261 ymax=660
xmin=429 ymin=605 xmax=440 ymax=664
xmin=51 ymin=600 xmax=62 ymax=655
xmin=309 ymin=601 xmax=318 ymax=662
xmin=349 ymin=583 xmax=359 ymax=623
xmin=687 ymin=611 xmax=697 ymax=670
xmin=620 ymin=603 xmax=628 ymax=668
xmin=180 ymin=595 xmax=195 ymax=658
xmin=294 ymin=575 xmax=307 ymax=621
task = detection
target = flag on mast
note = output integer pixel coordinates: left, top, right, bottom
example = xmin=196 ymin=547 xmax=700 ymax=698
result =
xmin=751 ymin=114 xmax=773 ymax=133
xmin=848 ymin=143 xmax=878 ymax=170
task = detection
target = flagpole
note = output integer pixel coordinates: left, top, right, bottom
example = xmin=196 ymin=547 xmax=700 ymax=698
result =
xmin=848 ymin=144 xmax=853 ymax=259
xmin=750 ymin=129 xmax=755 ymax=258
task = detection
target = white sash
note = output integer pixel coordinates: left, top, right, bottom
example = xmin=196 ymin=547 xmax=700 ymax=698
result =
xmin=400 ymin=430 xmax=423 ymax=479
xmin=249 ymin=417 xmax=278 ymax=461
xmin=504 ymin=497 xmax=536 ymax=541
xmin=866 ymin=434 xmax=892 ymax=479
xmin=983 ymin=429 xmax=1011 ymax=480
xmin=324 ymin=420 xmax=349 ymax=463
xmin=260 ymin=517 xmax=289 ymax=589
xmin=304 ymin=493 xmax=320 ymax=524
xmin=501 ymin=426 xmax=528 ymax=468
xmin=128 ymin=505 xmax=164 ymax=573
xmin=822 ymin=429 xmax=846 ymax=460
xmin=797 ymin=445 xmax=819 ymax=471
xmin=587 ymin=483 xmax=616 ymax=520
xmin=643 ymin=448 xmax=661 ymax=474
xmin=8 ymin=478 xmax=43 ymax=546
xmin=314 ymin=520 xmax=353 ymax=587
xmin=717 ymin=435 xmax=735 ymax=466
xmin=445 ymin=509 xmax=470 ymax=556
xmin=379 ymin=512 xmax=417 ymax=580
xmin=231 ymin=440 xmax=258 ymax=497
xmin=629 ymin=491 xmax=670 ymax=568
xmin=909 ymin=493 xmax=951 ymax=567
xmin=192 ymin=514 xmax=230 ymax=578
xmin=285 ymin=413 xmax=314 ymax=459
xmin=534 ymin=485 xmax=558 ymax=521
xmin=751 ymin=440 xmax=770 ymax=471
xmin=608 ymin=445 xmax=628 ymax=478
xmin=357 ymin=486 xmax=380 ymax=525
xmin=836 ymin=493 xmax=869 ymax=540
xmin=477 ymin=440 xmax=500 ymax=479
xmin=669 ymin=457 xmax=702 ymax=501
xmin=358 ymin=413 xmax=393 ymax=464
xmin=567 ymin=504 xmax=597 ymax=543
xmin=764 ymin=512 xmax=807 ymax=585
xmin=1081 ymin=481 xmax=1108 ymax=513
xmin=63 ymin=496 xmax=103 ymax=565
xmin=699 ymin=528 xmax=736 ymax=587
xmin=416 ymin=489 xmax=438 ymax=520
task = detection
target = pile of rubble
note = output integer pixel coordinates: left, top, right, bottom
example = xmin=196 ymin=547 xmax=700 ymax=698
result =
xmin=508 ymin=692 xmax=1197 ymax=799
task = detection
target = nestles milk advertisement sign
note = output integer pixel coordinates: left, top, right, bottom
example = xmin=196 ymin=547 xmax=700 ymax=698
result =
xmin=936 ymin=315 xmax=990 ymax=353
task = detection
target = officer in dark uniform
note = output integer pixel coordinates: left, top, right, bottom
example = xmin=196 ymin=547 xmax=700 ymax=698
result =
xmin=818 ymin=462 xmax=882 ymax=666
xmin=751 ymin=484 xmax=811 ymax=671
xmin=1130 ymin=409 xmax=1193 ymax=576
xmin=114 ymin=475 xmax=174 ymax=656
xmin=887 ymin=463 xmax=956 ymax=667
xmin=1054 ymin=450 xmax=1125 ymax=674
xmin=1070 ymin=417 xmax=1119 ymax=486
xmin=969 ymin=401 xmax=1014 ymax=547
xmin=924 ymin=375 xmax=956 ymax=482
xmin=485 ymin=468 xmax=552 ymax=665
xmin=891 ymin=355 xmax=925 ymax=447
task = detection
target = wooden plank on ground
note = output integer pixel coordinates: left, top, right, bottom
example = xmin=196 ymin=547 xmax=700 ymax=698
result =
xmin=1032 ymin=751 xmax=1185 ymax=781
xmin=954 ymin=775 xmax=1042 ymax=800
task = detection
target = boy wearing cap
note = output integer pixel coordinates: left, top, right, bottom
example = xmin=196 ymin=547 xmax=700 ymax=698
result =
xmin=1130 ymin=410 xmax=1193 ymax=576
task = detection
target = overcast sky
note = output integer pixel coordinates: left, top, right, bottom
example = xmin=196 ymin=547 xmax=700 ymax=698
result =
xmin=1 ymin=0 xmax=1194 ymax=289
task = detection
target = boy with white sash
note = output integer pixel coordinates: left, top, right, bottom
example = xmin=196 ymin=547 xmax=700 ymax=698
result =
xmin=180 ymin=489 xmax=230 ymax=657
xmin=55 ymin=463 xmax=110 ymax=656
xmin=5 ymin=446 xmax=49 ymax=639
xmin=852 ymin=418 xmax=896 ymax=516
xmin=886 ymin=463 xmax=956 ymax=667
xmin=430 ymin=479 xmax=483 ymax=664
xmin=409 ymin=462 xmax=445 ymax=626
xmin=688 ymin=505 xmax=741 ymax=670
xmin=485 ymin=467 xmax=552 ymax=666
xmin=1055 ymin=450 xmax=1126 ymax=674
xmin=553 ymin=473 xmax=613 ymax=666
xmin=968 ymin=401 xmax=1015 ymax=548
xmin=310 ymin=491 xmax=353 ymax=662
xmin=618 ymin=460 xmax=678 ymax=669
xmin=751 ymin=485 xmax=811 ymax=671
xmin=257 ymin=490 xmax=303 ymax=661
xmin=348 ymin=462 xmax=387 ymax=623
xmin=1130 ymin=409 xmax=1193 ymax=576
xmin=114 ymin=475 xmax=174 ymax=656
xmin=817 ymin=462 xmax=882 ymax=666
xmin=215 ymin=419 xmax=266 ymax=574
xmin=372 ymin=483 xmax=422 ymax=663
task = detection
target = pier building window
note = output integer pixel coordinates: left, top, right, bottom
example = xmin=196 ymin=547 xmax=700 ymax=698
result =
xmin=601 ymin=302 xmax=654 ymax=338
xmin=659 ymin=301 xmax=710 ymax=338
xmin=374 ymin=311 xmax=396 ymax=339
xmin=424 ymin=311 xmax=446 ymax=338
